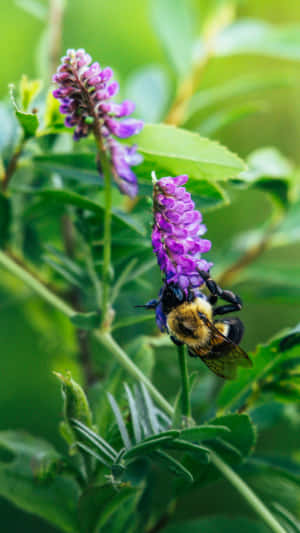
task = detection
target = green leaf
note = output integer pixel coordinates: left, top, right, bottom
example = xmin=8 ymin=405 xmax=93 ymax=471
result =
xmin=125 ymin=65 xmax=170 ymax=122
xmin=70 ymin=312 xmax=101 ymax=331
xmin=134 ymin=124 xmax=246 ymax=181
xmin=19 ymin=75 xmax=42 ymax=111
xmin=10 ymin=86 xmax=39 ymax=139
xmin=161 ymin=516 xmax=269 ymax=533
xmin=197 ymin=101 xmax=266 ymax=137
xmin=37 ymin=188 xmax=146 ymax=235
xmin=216 ymin=19 xmax=300 ymax=60
xmin=208 ymin=414 xmax=256 ymax=462
xmin=272 ymin=200 xmax=300 ymax=247
xmin=78 ymin=483 xmax=139 ymax=533
xmin=124 ymin=383 xmax=142 ymax=443
xmin=33 ymin=153 xmax=100 ymax=184
xmin=236 ymin=147 xmax=293 ymax=206
xmin=15 ymin=0 xmax=47 ymax=20
xmin=0 ymin=193 xmax=11 ymax=247
xmin=71 ymin=419 xmax=117 ymax=461
xmin=0 ymin=431 xmax=79 ymax=532
xmin=272 ymin=503 xmax=300 ymax=533
xmin=180 ymin=424 xmax=231 ymax=442
xmin=186 ymin=73 xmax=295 ymax=126
xmin=123 ymin=435 xmax=179 ymax=461
xmin=218 ymin=324 xmax=300 ymax=413
xmin=108 ymin=393 xmax=132 ymax=449
xmin=152 ymin=0 xmax=195 ymax=76
xmin=152 ymin=450 xmax=194 ymax=483
xmin=166 ymin=439 xmax=210 ymax=463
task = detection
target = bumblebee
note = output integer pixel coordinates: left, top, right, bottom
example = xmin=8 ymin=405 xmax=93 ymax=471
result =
xmin=141 ymin=270 xmax=252 ymax=379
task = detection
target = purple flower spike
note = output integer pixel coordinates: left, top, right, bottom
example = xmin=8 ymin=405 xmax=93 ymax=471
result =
xmin=52 ymin=48 xmax=144 ymax=197
xmin=152 ymin=173 xmax=213 ymax=295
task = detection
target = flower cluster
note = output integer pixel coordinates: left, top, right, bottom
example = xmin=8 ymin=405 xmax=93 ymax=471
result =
xmin=152 ymin=174 xmax=212 ymax=292
xmin=52 ymin=48 xmax=143 ymax=197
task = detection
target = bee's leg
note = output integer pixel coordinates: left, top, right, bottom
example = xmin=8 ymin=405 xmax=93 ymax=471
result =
xmin=170 ymin=335 xmax=184 ymax=346
xmin=215 ymin=318 xmax=244 ymax=344
xmin=198 ymin=270 xmax=242 ymax=316
xmin=135 ymin=298 xmax=159 ymax=310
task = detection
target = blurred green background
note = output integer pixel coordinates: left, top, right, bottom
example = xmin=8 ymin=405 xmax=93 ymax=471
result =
xmin=1 ymin=0 xmax=300 ymax=530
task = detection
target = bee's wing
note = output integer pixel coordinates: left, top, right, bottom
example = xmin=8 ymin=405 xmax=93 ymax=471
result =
xmin=190 ymin=317 xmax=252 ymax=380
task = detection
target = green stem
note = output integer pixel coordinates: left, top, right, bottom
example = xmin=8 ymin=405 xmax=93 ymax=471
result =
xmin=94 ymin=331 xmax=174 ymax=416
xmin=0 ymin=251 xmax=288 ymax=533
xmin=177 ymin=345 xmax=191 ymax=420
xmin=0 ymin=251 xmax=73 ymax=317
xmin=100 ymin=151 xmax=112 ymax=328
xmin=210 ymin=452 xmax=287 ymax=533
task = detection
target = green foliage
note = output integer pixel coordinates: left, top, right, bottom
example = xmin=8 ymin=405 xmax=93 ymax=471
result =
xmin=218 ymin=324 xmax=300 ymax=413
xmin=2 ymin=1 xmax=300 ymax=532
xmin=0 ymin=431 xmax=80 ymax=532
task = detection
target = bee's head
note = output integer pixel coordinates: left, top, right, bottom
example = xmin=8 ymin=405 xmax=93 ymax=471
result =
xmin=161 ymin=283 xmax=188 ymax=314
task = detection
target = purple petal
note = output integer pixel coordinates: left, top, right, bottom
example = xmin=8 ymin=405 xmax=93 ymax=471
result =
xmin=106 ymin=118 xmax=143 ymax=138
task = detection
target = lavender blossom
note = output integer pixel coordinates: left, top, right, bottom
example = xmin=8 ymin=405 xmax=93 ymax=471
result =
xmin=152 ymin=173 xmax=212 ymax=293
xmin=52 ymin=48 xmax=143 ymax=197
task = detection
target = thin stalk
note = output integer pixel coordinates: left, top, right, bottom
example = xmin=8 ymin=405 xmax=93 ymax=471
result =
xmin=48 ymin=0 xmax=66 ymax=77
xmin=0 ymin=251 xmax=73 ymax=317
xmin=210 ymin=452 xmax=287 ymax=533
xmin=0 ymin=252 xmax=289 ymax=532
xmin=177 ymin=345 xmax=191 ymax=421
xmin=94 ymin=331 xmax=174 ymax=416
xmin=97 ymin=147 xmax=113 ymax=329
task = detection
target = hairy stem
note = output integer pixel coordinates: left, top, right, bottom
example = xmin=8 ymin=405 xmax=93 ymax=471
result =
xmin=177 ymin=345 xmax=191 ymax=421
xmin=210 ymin=452 xmax=287 ymax=533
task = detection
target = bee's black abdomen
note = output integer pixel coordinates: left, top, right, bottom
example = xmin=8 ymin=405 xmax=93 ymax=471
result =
xmin=225 ymin=317 xmax=244 ymax=344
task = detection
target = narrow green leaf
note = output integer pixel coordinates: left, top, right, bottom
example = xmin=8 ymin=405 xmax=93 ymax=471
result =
xmin=124 ymin=383 xmax=142 ymax=444
xmin=272 ymin=503 xmax=300 ymax=533
xmin=152 ymin=449 xmax=194 ymax=483
xmin=186 ymin=73 xmax=295 ymax=125
xmin=123 ymin=435 xmax=178 ymax=461
xmin=161 ymin=516 xmax=269 ymax=533
xmin=140 ymin=382 xmax=160 ymax=434
xmin=216 ymin=19 xmax=300 ymax=60
xmin=44 ymin=256 xmax=86 ymax=290
xmin=71 ymin=419 xmax=117 ymax=459
xmin=134 ymin=124 xmax=246 ymax=182
xmin=33 ymin=153 xmax=100 ymax=184
xmin=180 ymin=424 xmax=231 ymax=442
xmin=152 ymin=0 xmax=195 ymax=76
xmin=198 ymin=101 xmax=266 ymax=137
xmin=75 ymin=441 xmax=111 ymax=468
xmin=37 ymin=189 xmax=146 ymax=235
xmin=108 ymin=393 xmax=132 ymax=449
xmin=70 ymin=312 xmax=101 ymax=331
xmin=167 ymin=439 xmax=210 ymax=463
